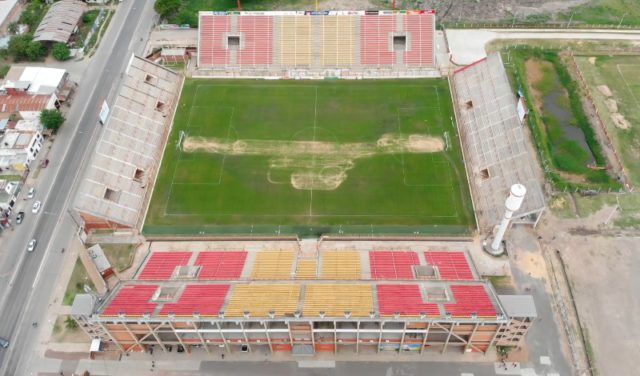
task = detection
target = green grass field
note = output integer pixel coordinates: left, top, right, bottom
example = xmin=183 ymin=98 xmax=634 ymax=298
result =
xmin=144 ymin=79 xmax=475 ymax=236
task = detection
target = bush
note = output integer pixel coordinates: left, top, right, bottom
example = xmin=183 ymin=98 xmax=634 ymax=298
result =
xmin=0 ymin=65 xmax=10 ymax=79
xmin=154 ymin=0 xmax=181 ymax=19
xmin=40 ymin=109 xmax=65 ymax=133
xmin=8 ymin=34 xmax=46 ymax=62
xmin=52 ymin=42 xmax=71 ymax=61
xmin=64 ymin=316 xmax=78 ymax=329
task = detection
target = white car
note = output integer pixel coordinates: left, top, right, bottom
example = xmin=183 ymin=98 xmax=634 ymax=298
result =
xmin=27 ymin=187 xmax=35 ymax=199
xmin=27 ymin=239 xmax=37 ymax=252
xmin=32 ymin=200 xmax=41 ymax=214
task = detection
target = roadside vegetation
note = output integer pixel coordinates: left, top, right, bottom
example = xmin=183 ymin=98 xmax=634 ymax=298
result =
xmin=506 ymin=48 xmax=620 ymax=190
xmin=557 ymin=0 xmax=640 ymax=27
xmin=40 ymin=109 xmax=66 ymax=133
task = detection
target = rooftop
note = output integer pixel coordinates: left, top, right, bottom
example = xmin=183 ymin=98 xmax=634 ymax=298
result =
xmin=34 ymin=0 xmax=87 ymax=43
xmin=0 ymin=93 xmax=54 ymax=113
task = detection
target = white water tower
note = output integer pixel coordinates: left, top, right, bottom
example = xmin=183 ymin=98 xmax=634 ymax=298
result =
xmin=486 ymin=183 xmax=527 ymax=255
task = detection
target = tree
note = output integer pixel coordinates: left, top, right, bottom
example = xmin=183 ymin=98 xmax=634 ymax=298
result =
xmin=52 ymin=42 xmax=71 ymax=61
xmin=154 ymin=0 xmax=180 ymax=19
xmin=40 ymin=109 xmax=65 ymax=133
xmin=8 ymin=34 xmax=46 ymax=62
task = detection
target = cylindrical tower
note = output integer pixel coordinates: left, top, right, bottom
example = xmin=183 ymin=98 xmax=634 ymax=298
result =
xmin=490 ymin=183 xmax=527 ymax=252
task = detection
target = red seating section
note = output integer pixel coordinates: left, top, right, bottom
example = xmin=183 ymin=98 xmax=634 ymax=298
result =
xmin=160 ymin=284 xmax=230 ymax=316
xmin=360 ymin=15 xmax=395 ymax=65
xmin=195 ymin=251 xmax=247 ymax=279
xmin=237 ymin=16 xmax=272 ymax=65
xmin=444 ymin=285 xmax=497 ymax=318
xmin=377 ymin=284 xmax=440 ymax=316
xmin=139 ymin=252 xmax=191 ymax=280
xmin=369 ymin=251 xmax=418 ymax=279
xmin=404 ymin=14 xmax=434 ymax=66
xmin=103 ymin=284 xmax=158 ymax=316
xmin=424 ymin=251 xmax=473 ymax=280
xmin=199 ymin=15 xmax=231 ymax=66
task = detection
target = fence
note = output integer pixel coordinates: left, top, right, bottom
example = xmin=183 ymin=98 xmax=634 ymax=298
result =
xmin=142 ymin=224 xmax=473 ymax=238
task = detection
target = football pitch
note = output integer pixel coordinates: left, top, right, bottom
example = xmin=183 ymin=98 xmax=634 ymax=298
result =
xmin=144 ymin=79 xmax=475 ymax=236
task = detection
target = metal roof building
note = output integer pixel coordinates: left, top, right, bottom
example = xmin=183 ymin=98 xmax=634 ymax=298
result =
xmin=33 ymin=0 xmax=87 ymax=43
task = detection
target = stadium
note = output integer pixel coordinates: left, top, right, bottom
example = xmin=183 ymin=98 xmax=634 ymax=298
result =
xmin=72 ymin=10 xmax=544 ymax=358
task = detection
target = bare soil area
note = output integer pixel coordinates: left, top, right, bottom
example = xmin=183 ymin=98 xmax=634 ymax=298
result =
xmin=419 ymin=0 xmax=588 ymax=22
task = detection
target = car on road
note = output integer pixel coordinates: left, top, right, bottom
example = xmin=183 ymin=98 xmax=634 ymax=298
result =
xmin=0 ymin=336 xmax=8 ymax=348
xmin=27 ymin=187 xmax=35 ymax=199
xmin=32 ymin=200 xmax=41 ymax=214
xmin=27 ymin=239 xmax=37 ymax=252
xmin=16 ymin=211 xmax=24 ymax=224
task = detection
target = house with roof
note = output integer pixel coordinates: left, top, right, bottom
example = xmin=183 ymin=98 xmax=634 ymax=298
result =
xmin=0 ymin=129 xmax=43 ymax=172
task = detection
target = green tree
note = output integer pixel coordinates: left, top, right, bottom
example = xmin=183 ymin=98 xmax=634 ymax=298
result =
xmin=0 ymin=65 xmax=10 ymax=79
xmin=40 ymin=109 xmax=65 ymax=133
xmin=154 ymin=0 xmax=181 ymax=19
xmin=8 ymin=34 xmax=46 ymax=62
xmin=52 ymin=42 xmax=71 ymax=61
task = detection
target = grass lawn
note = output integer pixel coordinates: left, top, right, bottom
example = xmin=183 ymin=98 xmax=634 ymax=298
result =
xmin=145 ymin=79 xmax=475 ymax=236
xmin=558 ymin=0 xmax=640 ymax=27
xmin=63 ymin=257 xmax=95 ymax=306
xmin=99 ymin=243 xmax=136 ymax=272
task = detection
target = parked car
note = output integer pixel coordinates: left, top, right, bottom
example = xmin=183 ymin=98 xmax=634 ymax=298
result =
xmin=0 ymin=337 xmax=9 ymax=348
xmin=32 ymin=200 xmax=41 ymax=214
xmin=16 ymin=211 xmax=24 ymax=224
xmin=27 ymin=187 xmax=35 ymax=199
xmin=27 ymin=239 xmax=37 ymax=252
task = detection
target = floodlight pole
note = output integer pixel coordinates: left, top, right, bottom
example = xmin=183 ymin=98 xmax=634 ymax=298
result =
xmin=237 ymin=0 xmax=242 ymax=11
xmin=393 ymin=0 xmax=396 ymax=11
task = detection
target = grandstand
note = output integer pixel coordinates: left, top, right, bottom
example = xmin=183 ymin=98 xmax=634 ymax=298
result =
xmin=197 ymin=10 xmax=437 ymax=78
xmin=72 ymin=246 xmax=536 ymax=355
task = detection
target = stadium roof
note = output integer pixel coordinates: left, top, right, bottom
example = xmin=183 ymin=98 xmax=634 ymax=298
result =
xmin=94 ymin=249 xmax=520 ymax=321
xmin=74 ymin=55 xmax=181 ymax=228
xmin=34 ymin=0 xmax=87 ymax=43
xmin=452 ymin=53 xmax=546 ymax=229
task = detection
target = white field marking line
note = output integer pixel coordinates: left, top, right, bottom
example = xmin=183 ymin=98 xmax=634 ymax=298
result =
xmin=214 ymin=107 xmax=236 ymax=185
xmin=616 ymin=64 xmax=640 ymax=110
xmin=309 ymin=86 xmax=318 ymax=217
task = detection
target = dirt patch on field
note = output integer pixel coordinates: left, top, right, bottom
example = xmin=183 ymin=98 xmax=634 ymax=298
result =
xmin=604 ymin=98 xmax=618 ymax=113
xmin=524 ymin=59 xmax=547 ymax=108
xmin=611 ymin=113 xmax=631 ymax=130
xmin=183 ymin=133 xmax=444 ymax=191
xmin=423 ymin=0 xmax=588 ymax=22
xmin=588 ymin=56 xmax=597 ymax=65
xmin=597 ymin=84 xmax=613 ymax=97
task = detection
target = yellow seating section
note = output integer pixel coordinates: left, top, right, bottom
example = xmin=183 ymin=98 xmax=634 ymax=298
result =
xmin=321 ymin=16 xmax=356 ymax=66
xmin=251 ymin=250 xmax=295 ymax=279
xmin=320 ymin=250 xmax=361 ymax=279
xmin=225 ymin=284 xmax=300 ymax=317
xmin=295 ymin=259 xmax=317 ymax=279
xmin=279 ymin=16 xmax=312 ymax=66
xmin=303 ymin=284 xmax=373 ymax=317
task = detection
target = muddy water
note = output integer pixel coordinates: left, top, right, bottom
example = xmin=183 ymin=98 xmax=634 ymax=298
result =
xmin=542 ymin=81 xmax=596 ymax=165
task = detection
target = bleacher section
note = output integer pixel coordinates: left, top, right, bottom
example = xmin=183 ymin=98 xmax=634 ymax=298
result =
xmin=197 ymin=10 xmax=436 ymax=75
xmin=225 ymin=284 xmax=300 ymax=317
xmin=321 ymin=15 xmax=356 ymax=66
xmin=424 ymin=251 xmax=474 ymax=280
xmin=321 ymin=250 xmax=361 ymax=279
xmin=295 ymin=259 xmax=317 ymax=279
xmin=159 ymin=285 xmax=229 ymax=316
xmin=198 ymin=15 xmax=230 ymax=66
xmin=237 ymin=15 xmax=272 ymax=66
xmin=303 ymin=284 xmax=373 ymax=317
xmin=404 ymin=14 xmax=434 ymax=66
xmin=99 ymin=248 xmax=502 ymax=320
xmin=444 ymin=285 xmax=497 ymax=318
xmin=195 ymin=251 xmax=247 ymax=279
xmin=139 ymin=252 xmax=191 ymax=280
xmin=360 ymin=15 xmax=395 ymax=65
xmin=251 ymin=250 xmax=295 ymax=279
xmin=369 ymin=251 xmax=419 ymax=279
xmin=103 ymin=284 xmax=158 ymax=316
xmin=377 ymin=284 xmax=440 ymax=316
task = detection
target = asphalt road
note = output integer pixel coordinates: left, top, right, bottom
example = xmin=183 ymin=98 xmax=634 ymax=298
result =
xmin=0 ymin=1 xmax=157 ymax=374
